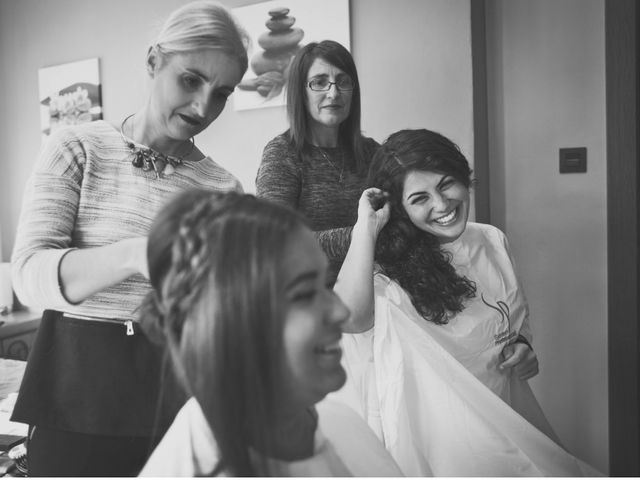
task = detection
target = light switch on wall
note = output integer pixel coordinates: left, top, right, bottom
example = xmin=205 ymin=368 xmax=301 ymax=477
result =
xmin=559 ymin=147 xmax=587 ymax=173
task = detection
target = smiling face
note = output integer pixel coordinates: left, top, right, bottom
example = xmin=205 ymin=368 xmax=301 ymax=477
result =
xmin=148 ymin=48 xmax=244 ymax=141
xmin=279 ymin=227 xmax=349 ymax=409
xmin=401 ymin=169 xmax=470 ymax=244
xmin=304 ymin=58 xmax=353 ymax=135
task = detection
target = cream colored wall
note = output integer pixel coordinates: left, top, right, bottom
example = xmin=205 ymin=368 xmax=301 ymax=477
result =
xmin=354 ymin=0 xmax=473 ymax=150
xmin=0 ymin=0 xmax=473 ymax=260
xmin=486 ymin=0 xmax=608 ymax=473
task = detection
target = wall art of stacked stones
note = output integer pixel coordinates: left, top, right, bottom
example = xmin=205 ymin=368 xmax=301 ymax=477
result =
xmin=238 ymin=7 xmax=304 ymax=101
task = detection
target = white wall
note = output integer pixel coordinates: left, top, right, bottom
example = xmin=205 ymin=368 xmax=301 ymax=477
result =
xmin=0 ymin=0 xmax=473 ymax=260
xmin=356 ymin=0 xmax=475 ymax=219
xmin=354 ymin=0 xmax=472 ymax=147
xmin=486 ymin=0 xmax=608 ymax=473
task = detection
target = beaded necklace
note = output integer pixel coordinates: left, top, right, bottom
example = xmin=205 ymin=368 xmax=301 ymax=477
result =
xmin=120 ymin=114 xmax=195 ymax=179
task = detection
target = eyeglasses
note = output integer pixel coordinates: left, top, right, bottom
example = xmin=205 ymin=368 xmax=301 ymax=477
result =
xmin=307 ymin=76 xmax=354 ymax=92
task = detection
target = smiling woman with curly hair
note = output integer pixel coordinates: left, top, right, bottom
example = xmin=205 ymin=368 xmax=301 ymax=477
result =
xmin=333 ymin=128 xmax=599 ymax=477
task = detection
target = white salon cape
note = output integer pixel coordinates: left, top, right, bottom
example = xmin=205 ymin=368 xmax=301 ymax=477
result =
xmin=333 ymin=222 xmax=601 ymax=477
xmin=139 ymin=396 xmax=402 ymax=477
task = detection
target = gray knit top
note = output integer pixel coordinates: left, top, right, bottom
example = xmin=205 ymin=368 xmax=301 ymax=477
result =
xmin=11 ymin=120 xmax=242 ymax=321
xmin=255 ymin=132 xmax=379 ymax=282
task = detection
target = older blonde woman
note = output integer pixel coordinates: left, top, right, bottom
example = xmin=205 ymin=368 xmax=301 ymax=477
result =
xmin=10 ymin=2 xmax=248 ymax=475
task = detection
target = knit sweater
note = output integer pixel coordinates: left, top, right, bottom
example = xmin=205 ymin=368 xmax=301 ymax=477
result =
xmin=255 ymin=133 xmax=379 ymax=281
xmin=11 ymin=120 xmax=241 ymax=321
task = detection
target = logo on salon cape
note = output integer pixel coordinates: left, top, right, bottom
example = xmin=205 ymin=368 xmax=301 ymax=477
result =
xmin=481 ymin=294 xmax=517 ymax=345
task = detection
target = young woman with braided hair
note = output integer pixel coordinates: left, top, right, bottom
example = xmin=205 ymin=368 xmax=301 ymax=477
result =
xmin=138 ymin=189 xmax=401 ymax=477
xmin=333 ymin=129 xmax=599 ymax=476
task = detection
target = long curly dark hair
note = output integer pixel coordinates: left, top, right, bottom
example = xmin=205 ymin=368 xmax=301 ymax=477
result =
xmin=368 ymin=129 xmax=477 ymax=325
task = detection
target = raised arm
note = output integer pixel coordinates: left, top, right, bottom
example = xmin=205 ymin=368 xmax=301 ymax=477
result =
xmin=11 ymin=130 xmax=148 ymax=309
xmin=334 ymin=188 xmax=389 ymax=333
xmin=56 ymin=239 xmax=148 ymax=304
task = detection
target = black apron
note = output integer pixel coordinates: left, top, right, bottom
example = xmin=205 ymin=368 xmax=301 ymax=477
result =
xmin=11 ymin=310 xmax=185 ymax=437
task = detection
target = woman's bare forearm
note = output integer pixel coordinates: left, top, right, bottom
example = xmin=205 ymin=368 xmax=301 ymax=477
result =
xmin=334 ymin=222 xmax=376 ymax=333
xmin=59 ymin=237 xmax=148 ymax=304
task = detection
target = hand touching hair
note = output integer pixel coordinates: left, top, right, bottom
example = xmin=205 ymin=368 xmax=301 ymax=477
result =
xmin=367 ymin=130 xmax=476 ymax=325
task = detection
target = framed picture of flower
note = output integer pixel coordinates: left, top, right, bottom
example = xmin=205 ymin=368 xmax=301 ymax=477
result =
xmin=233 ymin=0 xmax=350 ymax=111
xmin=38 ymin=57 xmax=103 ymax=141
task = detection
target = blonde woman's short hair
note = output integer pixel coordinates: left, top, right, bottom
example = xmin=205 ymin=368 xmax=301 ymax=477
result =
xmin=153 ymin=1 xmax=250 ymax=74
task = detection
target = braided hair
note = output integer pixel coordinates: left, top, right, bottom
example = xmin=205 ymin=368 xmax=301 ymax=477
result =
xmin=139 ymin=189 xmax=307 ymax=476
xmin=368 ymin=129 xmax=477 ymax=325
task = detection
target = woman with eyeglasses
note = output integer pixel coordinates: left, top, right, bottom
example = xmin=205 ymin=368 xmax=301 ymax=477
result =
xmin=256 ymin=40 xmax=378 ymax=285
